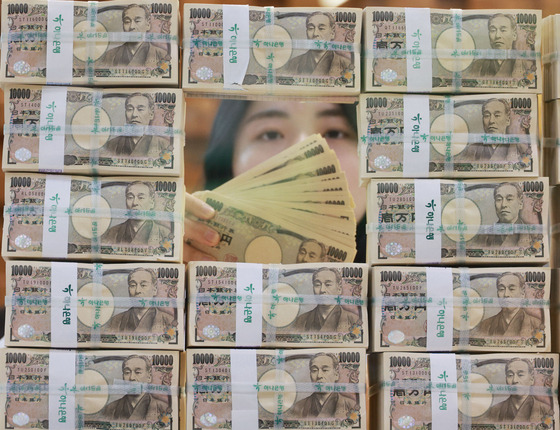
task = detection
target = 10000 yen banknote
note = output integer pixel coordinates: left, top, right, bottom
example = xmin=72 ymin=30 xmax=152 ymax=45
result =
xmin=543 ymin=100 xmax=560 ymax=185
xmin=367 ymin=178 xmax=549 ymax=265
xmin=5 ymin=261 xmax=185 ymax=349
xmin=188 ymin=262 xmax=368 ymax=347
xmin=186 ymin=348 xmax=367 ymax=430
xmin=3 ymin=86 xmax=184 ymax=176
xmin=543 ymin=15 xmax=560 ymax=101
xmin=358 ymin=93 xmax=539 ymax=179
xmin=363 ymin=8 xmax=541 ymax=93
xmin=377 ymin=352 xmax=558 ymax=430
xmin=1 ymin=0 xmax=179 ymax=85
xmin=3 ymin=174 xmax=184 ymax=261
xmin=372 ymin=267 xmax=550 ymax=352
xmin=183 ymin=5 xmax=361 ymax=97
xmin=0 ymin=349 xmax=179 ymax=430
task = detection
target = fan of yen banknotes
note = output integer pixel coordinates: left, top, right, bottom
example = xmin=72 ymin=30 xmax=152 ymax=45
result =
xmin=191 ymin=134 xmax=357 ymax=264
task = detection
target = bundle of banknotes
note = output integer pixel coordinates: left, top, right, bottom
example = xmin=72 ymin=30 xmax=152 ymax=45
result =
xmin=183 ymin=5 xmax=361 ymax=97
xmin=358 ymin=93 xmax=540 ymax=179
xmin=3 ymin=86 xmax=185 ymax=176
xmin=2 ymin=174 xmax=184 ymax=261
xmin=184 ymin=348 xmax=367 ymax=430
xmin=5 ymin=261 xmax=185 ymax=349
xmin=0 ymin=349 xmax=180 ymax=429
xmin=363 ymin=8 xmax=542 ymax=93
xmin=190 ymin=134 xmax=357 ymax=263
xmin=1 ymin=0 xmax=179 ymax=86
xmin=371 ymin=266 xmax=550 ymax=352
xmin=374 ymin=352 xmax=559 ymax=429
xmin=188 ymin=261 xmax=368 ymax=348
xmin=543 ymin=100 xmax=560 ymax=185
xmin=367 ymin=178 xmax=549 ymax=265
xmin=543 ymin=14 xmax=560 ymax=102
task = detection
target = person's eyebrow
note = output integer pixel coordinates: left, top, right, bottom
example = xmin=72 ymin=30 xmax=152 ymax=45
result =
xmin=316 ymin=108 xmax=347 ymax=119
xmin=242 ymin=110 xmax=290 ymax=125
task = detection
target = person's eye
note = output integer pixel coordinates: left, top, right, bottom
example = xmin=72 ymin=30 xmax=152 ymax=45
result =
xmin=323 ymin=129 xmax=348 ymax=140
xmin=256 ymin=130 xmax=284 ymax=141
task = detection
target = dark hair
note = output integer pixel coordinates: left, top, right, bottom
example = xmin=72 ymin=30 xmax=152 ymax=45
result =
xmin=204 ymin=100 xmax=357 ymax=190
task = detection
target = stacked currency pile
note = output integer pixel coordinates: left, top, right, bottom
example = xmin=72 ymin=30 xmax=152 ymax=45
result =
xmin=189 ymin=134 xmax=357 ymax=263
xmin=183 ymin=348 xmax=367 ymax=430
xmin=0 ymin=349 xmax=180 ymax=429
xmin=2 ymin=86 xmax=185 ymax=176
xmin=183 ymin=5 xmax=361 ymax=98
xmin=1 ymin=1 xmax=184 ymax=427
xmin=375 ymin=353 xmax=559 ymax=429
xmin=363 ymin=8 xmax=542 ymax=94
xmin=362 ymin=8 xmax=555 ymax=429
xmin=0 ymin=0 xmax=180 ymax=86
xmin=188 ymin=262 xmax=368 ymax=348
xmin=371 ymin=267 xmax=551 ymax=352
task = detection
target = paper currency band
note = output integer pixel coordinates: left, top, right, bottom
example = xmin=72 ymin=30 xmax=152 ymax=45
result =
xmin=542 ymin=51 xmax=560 ymax=64
xmin=5 ymin=205 xmax=184 ymax=223
xmin=235 ymin=264 xmax=263 ymax=347
xmin=3 ymin=31 xmax=179 ymax=43
xmin=6 ymin=123 xmax=185 ymax=137
xmin=189 ymin=37 xmax=358 ymax=52
xmin=231 ymin=349 xmax=259 ymax=430
xmin=364 ymin=48 xmax=540 ymax=61
xmin=8 ymin=295 xmax=184 ymax=308
xmin=379 ymin=380 xmax=558 ymax=397
xmin=542 ymin=137 xmax=560 ymax=147
xmin=372 ymin=296 xmax=550 ymax=308
xmin=366 ymin=222 xmax=545 ymax=235
xmin=3 ymin=382 xmax=179 ymax=396
xmin=362 ymin=132 xmax=536 ymax=145
xmin=194 ymin=292 xmax=365 ymax=306
xmin=189 ymin=381 xmax=366 ymax=394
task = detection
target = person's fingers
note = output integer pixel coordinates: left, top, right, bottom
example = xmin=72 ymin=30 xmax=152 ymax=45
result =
xmin=183 ymin=243 xmax=217 ymax=263
xmin=184 ymin=218 xmax=220 ymax=247
xmin=185 ymin=192 xmax=215 ymax=220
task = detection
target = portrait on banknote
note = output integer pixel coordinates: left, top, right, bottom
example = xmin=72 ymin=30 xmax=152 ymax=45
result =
xmin=105 ymin=267 xmax=175 ymax=333
xmin=100 ymin=354 xmax=171 ymax=420
xmin=473 ymin=272 xmax=543 ymax=337
xmin=291 ymin=267 xmax=359 ymax=333
xmin=102 ymin=181 xmax=172 ymax=245
xmin=461 ymin=98 xmax=530 ymax=163
xmin=99 ymin=4 xmax=169 ymax=68
xmin=296 ymin=239 xmax=328 ymax=263
xmin=281 ymin=12 xmax=351 ymax=77
xmin=477 ymin=182 xmax=536 ymax=247
xmin=476 ymin=358 xmax=553 ymax=423
xmin=288 ymin=352 xmax=358 ymax=418
xmin=104 ymin=93 xmax=171 ymax=157
xmin=468 ymin=13 xmax=536 ymax=78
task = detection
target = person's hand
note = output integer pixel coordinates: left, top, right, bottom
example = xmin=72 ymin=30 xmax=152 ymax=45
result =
xmin=184 ymin=192 xmax=220 ymax=262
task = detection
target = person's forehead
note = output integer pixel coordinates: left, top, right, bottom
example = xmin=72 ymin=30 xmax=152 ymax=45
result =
xmin=498 ymin=274 xmax=520 ymax=287
xmin=508 ymin=360 xmax=529 ymax=371
xmin=125 ymin=357 xmax=145 ymax=367
xmin=311 ymin=355 xmax=333 ymax=366
xmin=484 ymin=100 xmax=506 ymax=112
xmin=130 ymin=270 xmax=153 ymax=282
xmin=315 ymin=270 xmax=336 ymax=281
xmin=489 ymin=16 xmax=512 ymax=27
xmin=496 ymin=184 xmax=518 ymax=195
xmin=124 ymin=6 xmax=146 ymax=17
xmin=128 ymin=183 xmax=150 ymax=193
xmin=308 ymin=14 xmax=330 ymax=25
xmin=126 ymin=95 xmax=149 ymax=106
xmin=304 ymin=241 xmax=322 ymax=252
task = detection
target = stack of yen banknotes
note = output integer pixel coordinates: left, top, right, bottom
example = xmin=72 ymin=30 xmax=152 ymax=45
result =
xmin=374 ymin=353 xmax=558 ymax=429
xmin=367 ymin=178 xmax=549 ymax=265
xmin=183 ymin=5 xmax=361 ymax=97
xmin=543 ymin=15 xmax=560 ymax=185
xmin=1 ymin=0 xmax=179 ymax=86
xmin=188 ymin=262 xmax=368 ymax=348
xmin=183 ymin=348 xmax=367 ymax=430
xmin=363 ymin=8 xmax=542 ymax=93
xmin=2 ymin=174 xmax=184 ymax=261
xmin=371 ymin=267 xmax=550 ymax=352
xmin=4 ymin=261 xmax=185 ymax=350
xmin=190 ymin=134 xmax=357 ymax=263
xmin=3 ymin=86 xmax=185 ymax=176
xmin=358 ymin=93 xmax=540 ymax=180
xmin=1 ymin=349 xmax=180 ymax=429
